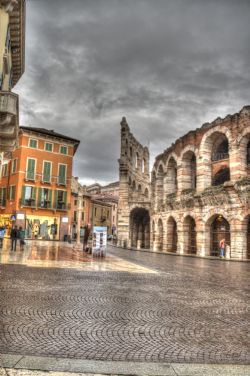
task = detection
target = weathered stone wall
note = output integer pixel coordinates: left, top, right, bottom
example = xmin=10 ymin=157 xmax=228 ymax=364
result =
xmin=151 ymin=106 xmax=250 ymax=259
xmin=117 ymin=117 xmax=151 ymax=247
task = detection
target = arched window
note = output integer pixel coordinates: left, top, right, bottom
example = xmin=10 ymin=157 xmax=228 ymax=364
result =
xmin=212 ymin=137 xmax=229 ymax=161
xmin=181 ymin=151 xmax=196 ymax=191
xmin=132 ymin=181 xmax=136 ymax=191
xmin=144 ymin=188 xmax=149 ymax=198
xmin=210 ymin=215 xmax=230 ymax=257
xmin=142 ymin=159 xmax=145 ymax=173
xmin=165 ymin=157 xmax=178 ymax=195
xmin=135 ymin=152 xmax=139 ymax=168
xmin=138 ymin=184 xmax=142 ymax=192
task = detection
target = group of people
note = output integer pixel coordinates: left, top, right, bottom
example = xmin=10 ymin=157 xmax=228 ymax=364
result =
xmin=0 ymin=225 xmax=25 ymax=251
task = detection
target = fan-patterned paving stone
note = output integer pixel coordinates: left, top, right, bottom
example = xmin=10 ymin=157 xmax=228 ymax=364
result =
xmin=0 ymin=246 xmax=249 ymax=364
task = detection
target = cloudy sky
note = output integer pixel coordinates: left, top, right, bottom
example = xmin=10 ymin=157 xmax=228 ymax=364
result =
xmin=15 ymin=0 xmax=250 ymax=185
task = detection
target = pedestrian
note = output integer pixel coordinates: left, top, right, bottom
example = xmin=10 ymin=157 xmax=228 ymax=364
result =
xmin=0 ymin=226 xmax=5 ymax=248
xmin=219 ymin=238 xmax=225 ymax=258
xmin=10 ymin=225 xmax=18 ymax=251
xmin=18 ymin=226 xmax=25 ymax=251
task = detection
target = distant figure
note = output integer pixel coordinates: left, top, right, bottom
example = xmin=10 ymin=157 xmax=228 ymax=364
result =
xmin=219 ymin=238 xmax=225 ymax=258
xmin=0 ymin=226 xmax=5 ymax=248
xmin=10 ymin=225 xmax=18 ymax=251
xmin=18 ymin=226 xmax=25 ymax=250
xmin=83 ymin=224 xmax=91 ymax=252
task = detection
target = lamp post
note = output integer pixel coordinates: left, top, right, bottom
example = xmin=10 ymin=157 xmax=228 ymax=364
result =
xmin=74 ymin=191 xmax=83 ymax=250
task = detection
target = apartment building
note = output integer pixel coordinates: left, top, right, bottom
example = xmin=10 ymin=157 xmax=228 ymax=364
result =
xmin=0 ymin=126 xmax=80 ymax=240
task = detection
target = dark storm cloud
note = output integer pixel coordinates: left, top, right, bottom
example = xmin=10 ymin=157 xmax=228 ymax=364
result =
xmin=15 ymin=0 xmax=250 ymax=184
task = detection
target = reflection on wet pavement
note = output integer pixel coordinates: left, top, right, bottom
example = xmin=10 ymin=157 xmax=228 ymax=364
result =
xmin=0 ymin=239 xmax=156 ymax=273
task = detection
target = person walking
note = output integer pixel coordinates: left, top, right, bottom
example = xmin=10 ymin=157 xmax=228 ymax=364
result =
xmin=10 ymin=225 xmax=18 ymax=251
xmin=219 ymin=238 xmax=225 ymax=258
xmin=0 ymin=226 xmax=5 ymax=248
xmin=18 ymin=226 xmax=25 ymax=251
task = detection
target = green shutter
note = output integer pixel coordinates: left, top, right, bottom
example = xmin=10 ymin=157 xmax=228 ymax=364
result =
xmin=38 ymin=188 xmax=42 ymax=207
xmin=63 ymin=191 xmax=67 ymax=209
xmin=48 ymin=189 xmax=52 ymax=208
xmin=58 ymin=165 xmax=66 ymax=185
xmin=27 ymin=159 xmax=35 ymax=180
xmin=21 ymin=186 xmax=25 ymax=206
xmin=54 ymin=190 xmax=58 ymax=209
xmin=31 ymin=187 xmax=37 ymax=207
xmin=43 ymin=162 xmax=51 ymax=182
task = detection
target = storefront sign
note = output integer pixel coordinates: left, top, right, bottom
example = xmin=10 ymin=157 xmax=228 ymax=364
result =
xmin=16 ymin=213 xmax=25 ymax=220
xmin=61 ymin=217 xmax=69 ymax=223
xmin=92 ymin=226 xmax=107 ymax=257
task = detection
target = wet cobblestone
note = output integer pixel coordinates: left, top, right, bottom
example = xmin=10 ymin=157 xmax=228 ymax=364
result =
xmin=0 ymin=243 xmax=249 ymax=364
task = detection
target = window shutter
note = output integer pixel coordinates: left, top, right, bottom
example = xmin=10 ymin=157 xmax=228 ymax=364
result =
xmin=21 ymin=186 xmax=25 ymax=205
xmin=43 ymin=162 xmax=51 ymax=182
xmin=63 ymin=191 xmax=67 ymax=209
xmin=38 ymin=188 xmax=42 ymax=207
xmin=27 ymin=159 xmax=35 ymax=180
xmin=59 ymin=165 xmax=66 ymax=185
xmin=31 ymin=187 xmax=37 ymax=207
xmin=48 ymin=189 xmax=52 ymax=208
xmin=54 ymin=190 xmax=58 ymax=209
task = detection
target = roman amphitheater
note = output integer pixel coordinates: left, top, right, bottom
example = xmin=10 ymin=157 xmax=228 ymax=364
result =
xmin=117 ymin=106 xmax=250 ymax=259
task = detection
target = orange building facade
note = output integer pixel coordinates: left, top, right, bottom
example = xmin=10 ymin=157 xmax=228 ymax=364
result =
xmin=0 ymin=126 xmax=80 ymax=240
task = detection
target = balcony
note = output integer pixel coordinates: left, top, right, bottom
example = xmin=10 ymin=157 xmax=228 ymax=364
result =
xmin=0 ymin=91 xmax=19 ymax=151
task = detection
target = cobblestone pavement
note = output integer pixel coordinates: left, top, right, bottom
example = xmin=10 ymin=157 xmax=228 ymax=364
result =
xmin=0 ymin=241 xmax=249 ymax=365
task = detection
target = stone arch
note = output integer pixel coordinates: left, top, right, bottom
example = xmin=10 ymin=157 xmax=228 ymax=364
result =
xmin=144 ymin=187 xmax=149 ymax=198
xmin=132 ymin=180 xmax=136 ymax=191
xmin=166 ymin=216 xmax=178 ymax=252
xmin=199 ymin=127 xmax=232 ymax=190
xmin=129 ymin=207 xmax=150 ymax=249
xmin=237 ymin=128 xmax=250 ymax=177
xmin=205 ymin=214 xmax=231 ymax=257
xmin=165 ymin=156 xmax=178 ymax=195
xmin=183 ymin=215 xmax=197 ymax=254
xmin=138 ymin=184 xmax=142 ymax=192
xmin=180 ymin=149 xmax=197 ymax=191
xmin=156 ymin=163 xmax=164 ymax=207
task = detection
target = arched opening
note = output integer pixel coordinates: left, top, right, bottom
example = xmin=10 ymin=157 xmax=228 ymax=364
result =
xmin=165 ymin=157 xmax=178 ymax=195
xmin=210 ymin=215 xmax=230 ymax=257
xmin=156 ymin=165 xmax=164 ymax=207
xmin=135 ymin=152 xmax=139 ymax=168
xmin=138 ymin=184 xmax=142 ymax=192
xmin=157 ymin=218 xmax=163 ymax=251
xmin=130 ymin=208 xmax=150 ymax=249
xmin=183 ymin=216 xmax=197 ymax=254
xmin=142 ymin=158 xmax=145 ymax=173
xmin=200 ymin=131 xmax=231 ymax=189
xmin=167 ymin=216 xmax=177 ymax=252
xmin=212 ymin=167 xmax=230 ymax=186
xmin=132 ymin=181 xmax=136 ymax=191
xmin=130 ymin=147 xmax=133 ymax=159
xmin=151 ymin=171 xmax=156 ymax=208
xmin=181 ymin=151 xmax=197 ymax=191
xmin=211 ymin=136 xmax=229 ymax=161
xmin=247 ymin=141 xmax=250 ymax=166
xmin=247 ymin=217 xmax=250 ymax=259
xmin=144 ymin=188 xmax=149 ymax=198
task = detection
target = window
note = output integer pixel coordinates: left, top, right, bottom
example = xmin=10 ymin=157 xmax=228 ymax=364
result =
xmin=60 ymin=145 xmax=68 ymax=155
xmin=45 ymin=142 xmax=53 ymax=152
xmin=58 ymin=164 xmax=66 ymax=185
xmin=42 ymin=161 xmax=52 ymax=183
xmin=21 ymin=186 xmax=36 ymax=207
xmin=29 ymin=139 xmax=38 ymax=148
xmin=9 ymin=185 xmax=16 ymax=200
xmin=26 ymin=158 xmax=36 ymax=180
xmin=81 ymin=212 xmax=84 ymax=221
xmin=11 ymin=159 xmax=17 ymax=174
xmin=94 ymin=207 xmax=97 ymax=217
xmin=74 ymin=199 xmax=78 ymax=206
xmin=0 ymin=187 xmax=7 ymax=206
xmin=2 ymin=163 xmax=8 ymax=177
xmin=73 ymin=211 xmax=77 ymax=222
xmin=54 ymin=190 xmax=67 ymax=210
xmin=37 ymin=188 xmax=52 ymax=208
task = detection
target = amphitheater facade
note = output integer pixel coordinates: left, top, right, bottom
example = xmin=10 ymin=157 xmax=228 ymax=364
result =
xmin=117 ymin=106 xmax=250 ymax=259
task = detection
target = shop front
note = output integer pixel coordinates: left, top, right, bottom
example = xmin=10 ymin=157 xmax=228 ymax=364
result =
xmin=0 ymin=214 xmax=16 ymax=237
xmin=25 ymin=215 xmax=61 ymax=240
